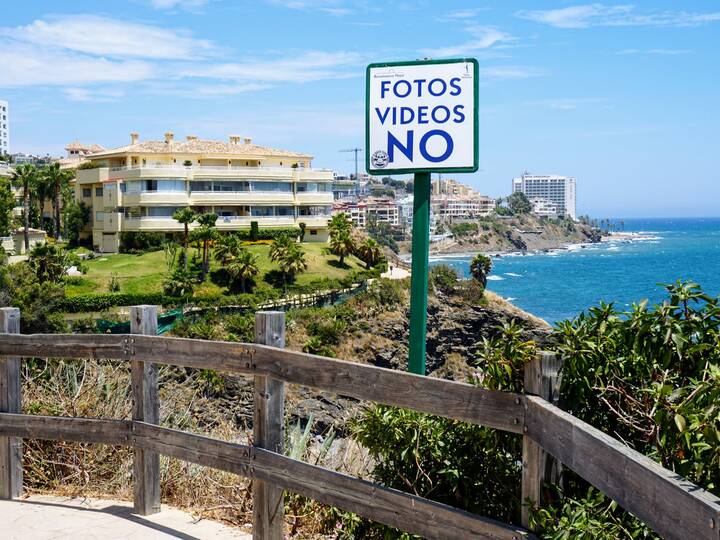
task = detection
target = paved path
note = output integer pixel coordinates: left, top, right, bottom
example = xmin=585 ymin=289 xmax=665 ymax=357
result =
xmin=381 ymin=265 xmax=411 ymax=280
xmin=0 ymin=495 xmax=251 ymax=539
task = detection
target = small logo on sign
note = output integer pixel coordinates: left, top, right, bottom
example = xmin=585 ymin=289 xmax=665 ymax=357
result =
xmin=371 ymin=150 xmax=389 ymax=168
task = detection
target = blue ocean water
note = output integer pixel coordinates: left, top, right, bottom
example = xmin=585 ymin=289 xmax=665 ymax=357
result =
xmin=429 ymin=218 xmax=720 ymax=324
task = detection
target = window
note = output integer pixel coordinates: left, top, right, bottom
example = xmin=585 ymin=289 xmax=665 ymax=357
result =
xmin=275 ymin=206 xmax=293 ymax=216
xmin=214 ymin=181 xmax=250 ymax=192
xmin=146 ymin=207 xmax=182 ymax=217
xmin=82 ymin=188 xmax=91 ymax=198
xmin=95 ymin=187 xmax=103 ymax=197
xmin=310 ymin=229 xmax=317 ymax=236
xmin=120 ymin=183 xmax=126 ymax=193
xmin=251 ymin=206 xmax=273 ymax=217
xmin=251 ymin=181 xmax=291 ymax=192
xmin=297 ymin=182 xmax=330 ymax=192
xmin=95 ymin=211 xmax=104 ymax=222
xmin=190 ymin=181 xmax=212 ymax=192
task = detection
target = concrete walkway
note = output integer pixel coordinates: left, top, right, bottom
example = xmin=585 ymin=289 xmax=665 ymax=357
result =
xmin=0 ymin=495 xmax=251 ymax=539
xmin=380 ymin=265 xmax=411 ymax=280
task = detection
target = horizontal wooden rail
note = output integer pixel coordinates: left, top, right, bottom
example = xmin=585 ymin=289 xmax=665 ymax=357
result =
xmin=526 ymin=396 xmax=720 ymax=540
xmin=0 ymin=413 xmax=532 ymax=540
xmin=0 ymin=333 xmax=526 ymax=434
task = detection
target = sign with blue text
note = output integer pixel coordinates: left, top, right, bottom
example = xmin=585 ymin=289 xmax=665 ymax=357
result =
xmin=366 ymin=58 xmax=478 ymax=175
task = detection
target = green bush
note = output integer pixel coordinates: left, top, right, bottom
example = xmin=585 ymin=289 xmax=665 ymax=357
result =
xmin=119 ymin=232 xmax=167 ymax=253
xmin=367 ymin=278 xmax=404 ymax=308
xmin=56 ymin=292 xmax=171 ymax=313
xmin=429 ymin=264 xmax=458 ymax=294
xmin=450 ymin=221 xmax=479 ymax=237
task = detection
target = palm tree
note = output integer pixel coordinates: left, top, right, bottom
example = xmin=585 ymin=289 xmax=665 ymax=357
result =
xmin=29 ymin=243 xmax=67 ymax=283
xmin=329 ymin=230 xmax=355 ymax=266
xmin=227 ymin=248 xmax=259 ymax=293
xmin=173 ymin=207 xmax=196 ymax=249
xmin=328 ymin=212 xmax=352 ymax=237
xmin=10 ymin=163 xmax=37 ymax=251
xmin=269 ymin=233 xmax=295 ymax=263
xmin=469 ymin=253 xmax=492 ymax=289
xmin=214 ymin=233 xmax=242 ymax=265
xmin=43 ymin=163 xmax=73 ymax=240
xmin=31 ymin=168 xmax=51 ymax=232
xmin=279 ymin=245 xmax=307 ymax=288
xmin=356 ymin=238 xmax=384 ymax=269
xmin=173 ymin=207 xmax=197 ymax=270
xmin=192 ymin=212 xmax=217 ymax=280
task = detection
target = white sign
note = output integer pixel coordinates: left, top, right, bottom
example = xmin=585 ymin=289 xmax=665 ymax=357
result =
xmin=366 ymin=59 xmax=478 ymax=175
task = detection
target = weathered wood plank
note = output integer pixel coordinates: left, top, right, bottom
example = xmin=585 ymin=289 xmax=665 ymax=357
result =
xmin=131 ymin=306 xmax=161 ymax=516
xmin=0 ymin=334 xmax=526 ymax=433
xmin=0 ymin=308 xmax=22 ymax=500
xmin=521 ymin=352 xmax=563 ymax=528
xmin=131 ymin=422 xmax=533 ymax=540
xmin=0 ymin=413 xmax=131 ymax=445
xmin=0 ymin=333 xmax=127 ymax=360
xmin=526 ymin=396 xmax=720 ymax=540
xmin=253 ymin=312 xmax=285 ymax=540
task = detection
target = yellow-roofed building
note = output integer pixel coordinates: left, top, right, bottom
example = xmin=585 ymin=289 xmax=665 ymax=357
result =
xmin=75 ymin=132 xmax=334 ymax=252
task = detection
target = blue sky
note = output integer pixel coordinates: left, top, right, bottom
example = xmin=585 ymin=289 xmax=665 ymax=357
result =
xmin=1 ymin=1 xmax=719 ymax=217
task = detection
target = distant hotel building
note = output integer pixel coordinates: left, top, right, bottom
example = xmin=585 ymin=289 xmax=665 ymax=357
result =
xmin=76 ymin=132 xmax=334 ymax=252
xmin=511 ymin=173 xmax=576 ymax=220
xmin=333 ymin=197 xmax=399 ymax=229
xmin=0 ymin=100 xmax=8 ymax=154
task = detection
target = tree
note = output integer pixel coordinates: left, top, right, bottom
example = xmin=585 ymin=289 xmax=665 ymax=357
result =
xmin=191 ymin=212 xmax=217 ymax=280
xmin=63 ymin=200 xmax=91 ymax=247
xmin=469 ymin=253 xmax=493 ymax=289
xmin=330 ymin=230 xmax=355 ymax=265
xmin=328 ymin=212 xmax=355 ymax=265
xmin=278 ymin=244 xmax=307 ymax=287
xmin=173 ymin=207 xmax=196 ymax=249
xmin=42 ymin=163 xmax=74 ymax=240
xmin=328 ymin=212 xmax=352 ymax=237
xmin=269 ymin=233 xmax=295 ymax=264
xmin=507 ymin=191 xmax=532 ymax=215
xmin=213 ymin=233 xmax=242 ymax=266
xmin=227 ymin=248 xmax=259 ymax=293
xmin=28 ymin=243 xmax=67 ymax=283
xmin=0 ymin=178 xmax=16 ymax=236
xmin=10 ymin=163 xmax=37 ymax=251
xmin=356 ymin=238 xmax=384 ymax=270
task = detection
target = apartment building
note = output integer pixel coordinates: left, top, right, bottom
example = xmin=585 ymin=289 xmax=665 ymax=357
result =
xmin=76 ymin=132 xmax=334 ymax=252
xmin=433 ymin=195 xmax=495 ymax=221
xmin=333 ymin=197 xmax=400 ymax=229
xmin=58 ymin=140 xmax=105 ymax=169
xmin=0 ymin=100 xmax=8 ymax=155
xmin=512 ymin=173 xmax=577 ymax=220
xmin=432 ymin=177 xmax=480 ymax=198
xmin=530 ymin=198 xmax=558 ymax=218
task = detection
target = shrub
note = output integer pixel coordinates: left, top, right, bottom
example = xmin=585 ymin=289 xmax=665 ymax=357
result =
xmin=450 ymin=222 xmax=479 ymax=237
xmin=429 ymin=264 xmax=458 ymax=294
xmin=119 ymin=232 xmax=167 ymax=253
xmin=55 ymin=292 xmax=170 ymax=313
xmin=367 ymin=278 xmax=404 ymax=308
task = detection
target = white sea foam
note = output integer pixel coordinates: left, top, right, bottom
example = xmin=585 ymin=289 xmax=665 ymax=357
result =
xmin=505 ymin=272 xmax=522 ymax=277
xmin=487 ymin=275 xmax=504 ymax=281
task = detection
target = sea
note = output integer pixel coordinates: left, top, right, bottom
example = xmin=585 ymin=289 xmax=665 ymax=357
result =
xmin=429 ymin=218 xmax=720 ymax=324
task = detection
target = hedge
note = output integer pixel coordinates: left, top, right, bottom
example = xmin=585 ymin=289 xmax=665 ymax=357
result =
xmin=56 ymin=292 xmax=173 ymax=313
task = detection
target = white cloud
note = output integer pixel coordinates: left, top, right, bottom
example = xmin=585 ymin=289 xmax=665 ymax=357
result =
xmin=267 ymin=0 xmax=356 ymax=16
xmin=0 ymin=15 xmax=215 ymax=59
xmin=616 ymin=48 xmax=692 ymax=56
xmin=186 ymin=51 xmax=363 ymax=83
xmin=517 ymin=4 xmax=720 ymax=29
xmin=436 ymin=8 xmax=490 ymax=22
xmin=149 ymin=0 xmax=211 ymax=10
xmin=524 ymin=98 xmax=608 ymax=110
xmin=1 ymin=42 xmax=154 ymax=87
xmin=479 ymin=66 xmax=545 ymax=82
xmin=63 ymin=88 xmax=126 ymax=102
xmin=420 ymin=26 xmax=516 ymax=57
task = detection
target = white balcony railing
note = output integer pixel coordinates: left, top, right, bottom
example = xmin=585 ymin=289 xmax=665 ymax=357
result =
xmin=109 ymin=164 xmax=333 ymax=173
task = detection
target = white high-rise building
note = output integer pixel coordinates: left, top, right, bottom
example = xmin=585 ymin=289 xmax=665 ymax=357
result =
xmin=0 ymin=100 xmax=8 ymax=155
xmin=511 ymin=173 xmax=576 ymax=220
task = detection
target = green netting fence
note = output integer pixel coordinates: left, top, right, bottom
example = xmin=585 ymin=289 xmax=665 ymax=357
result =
xmin=95 ymin=282 xmax=368 ymax=335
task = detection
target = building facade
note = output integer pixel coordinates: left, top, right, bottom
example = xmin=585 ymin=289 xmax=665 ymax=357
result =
xmin=76 ymin=132 xmax=334 ymax=253
xmin=511 ymin=173 xmax=576 ymax=220
xmin=333 ymin=197 xmax=400 ymax=229
xmin=0 ymin=100 xmax=8 ymax=154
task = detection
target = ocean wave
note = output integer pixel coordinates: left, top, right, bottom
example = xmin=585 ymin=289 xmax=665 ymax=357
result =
xmin=505 ymin=272 xmax=522 ymax=277
xmin=487 ymin=275 xmax=504 ymax=281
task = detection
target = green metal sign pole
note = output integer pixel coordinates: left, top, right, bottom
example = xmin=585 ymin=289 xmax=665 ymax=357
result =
xmin=408 ymin=171 xmax=431 ymax=375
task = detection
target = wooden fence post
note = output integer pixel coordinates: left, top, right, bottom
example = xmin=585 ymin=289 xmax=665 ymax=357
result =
xmin=253 ymin=311 xmax=285 ymax=540
xmin=0 ymin=307 xmax=22 ymax=500
xmin=521 ymin=351 xmax=563 ymax=529
xmin=131 ymin=305 xmax=160 ymax=515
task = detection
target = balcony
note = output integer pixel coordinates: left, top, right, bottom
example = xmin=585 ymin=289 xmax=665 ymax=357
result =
xmin=189 ymin=191 xmax=294 ymax=205
xmin=122 ymin=191 xmax=189 ymax=206
xmin=120 ymin=215 xmax=329 ymax=232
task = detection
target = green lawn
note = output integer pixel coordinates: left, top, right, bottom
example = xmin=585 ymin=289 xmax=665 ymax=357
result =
xmin=65 ymin=243 xmax=367 ymax=297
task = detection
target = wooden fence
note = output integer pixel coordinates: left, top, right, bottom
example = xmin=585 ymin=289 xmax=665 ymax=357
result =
xmin=0 ymin=305 xmax=719 ymax=540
